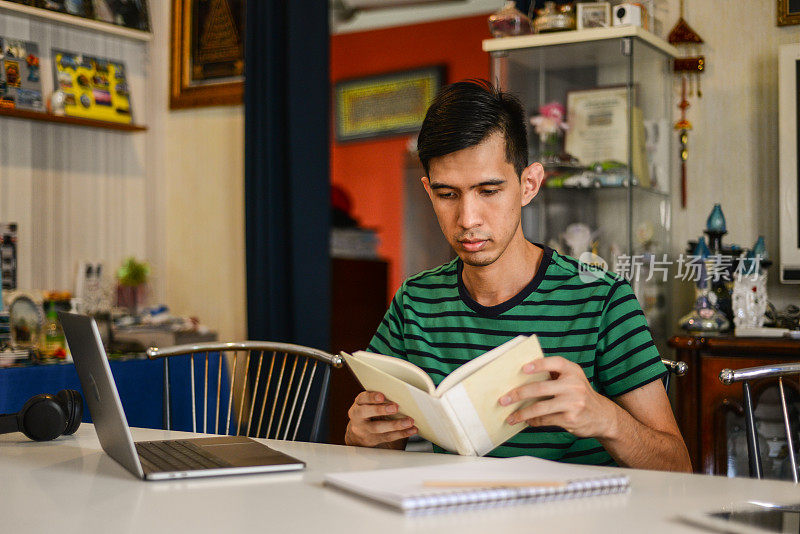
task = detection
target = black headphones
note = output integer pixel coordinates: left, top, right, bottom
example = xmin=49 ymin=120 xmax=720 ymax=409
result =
xmin=0 ymin=390 xmax=83 ymax=441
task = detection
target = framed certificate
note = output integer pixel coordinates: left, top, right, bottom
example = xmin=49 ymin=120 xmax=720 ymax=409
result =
xmin=564 ymin=86 xmax=629 ymax=165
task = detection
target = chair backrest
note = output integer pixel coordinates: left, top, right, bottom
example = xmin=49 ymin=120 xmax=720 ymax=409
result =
xmin=146 ymin=342 xmax=342 ymax=442
xmin=719 ymin=362 xmax=800 ymax=482
xmin=661 ymin=358 xmax=688 ymax=392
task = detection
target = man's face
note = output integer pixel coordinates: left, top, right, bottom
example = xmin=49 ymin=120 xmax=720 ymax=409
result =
xmin=422 ymin=133 xmax=542 ymax=267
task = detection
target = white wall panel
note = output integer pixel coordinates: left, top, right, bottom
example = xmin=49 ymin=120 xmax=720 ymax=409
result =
xmin=0 ymin=11 xmax=150 ymax=295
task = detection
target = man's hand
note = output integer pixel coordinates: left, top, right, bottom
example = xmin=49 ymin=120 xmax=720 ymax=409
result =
xmin=499 ymin=356 xmax=616 ymax=438
xmin=499 ymin=356 xmax=692 ymax=472
xmin=344 ymin=391 xmax=418 ymax=449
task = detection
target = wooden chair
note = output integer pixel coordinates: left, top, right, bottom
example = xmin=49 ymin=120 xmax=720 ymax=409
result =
xmin=146 ymin=342 xmax=342 ymax=442
xmin=661 ymin=358 xmax=688 ymax=392
xmin=719 ymin=362 xmax=800 ymax=482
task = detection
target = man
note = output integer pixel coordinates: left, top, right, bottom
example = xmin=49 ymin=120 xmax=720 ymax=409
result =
xmin=345 ymin=80 xmax=691 ymax=472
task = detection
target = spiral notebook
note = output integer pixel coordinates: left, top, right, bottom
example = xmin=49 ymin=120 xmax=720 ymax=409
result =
xmin=324 ymin=456 xmax=629 ymax=513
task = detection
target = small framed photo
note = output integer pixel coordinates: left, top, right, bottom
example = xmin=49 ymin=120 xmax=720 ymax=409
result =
xmin=778 ymin=0 xmax=800 ymax=25
xmin=577 ymin=2 xmax=611 ymax=30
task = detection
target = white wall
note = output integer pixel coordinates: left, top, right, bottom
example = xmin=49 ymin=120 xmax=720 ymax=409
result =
xmin=163 ymin=106 xmax=246 ymax=342
xmin=149 ymin=0 xmax=246 ymax=343
xmin=659 ymin=0 xmax=800 ymax=312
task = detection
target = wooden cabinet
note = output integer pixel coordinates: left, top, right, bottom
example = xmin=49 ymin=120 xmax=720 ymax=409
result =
xmin=327 ymin=258 xmax=388 ymax=445
xmin=670 ymin=335 xmax=800 ymax=476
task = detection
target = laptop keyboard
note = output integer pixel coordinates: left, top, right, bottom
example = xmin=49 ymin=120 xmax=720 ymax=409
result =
xmin=136 ymin=439 xmax=233 ymax=473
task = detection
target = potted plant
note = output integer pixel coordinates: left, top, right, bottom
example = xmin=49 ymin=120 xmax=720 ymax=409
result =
xmin=116 ymin=257 xmax=150 ymax=314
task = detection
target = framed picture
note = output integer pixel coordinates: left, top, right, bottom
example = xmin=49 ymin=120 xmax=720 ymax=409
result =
xmin=577 ymin=2 xmax=611 ymax=30
xmin=334 ymin=66 xmax=444 ymax=143
xmin=52 ymin=50 xmax=133 ymax=124
xmin=170 ymin=0 xmax=244 ymax=109
xmin=92 ymin=0 xmax=151 ymax=31
xmin=778 ymin=44 xmax=800 ymax=281
xmin=41 ymin=0 xmax=94 ymax=18
xmin=778 ymin=0 xmax=800 ymax=25
xmin=564 ymin=85 xmax=649 ymax=186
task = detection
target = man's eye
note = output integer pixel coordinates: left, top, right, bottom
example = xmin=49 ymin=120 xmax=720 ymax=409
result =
xmin=437 ymin=192 xmax=455 ymax=199
xmin=481 ymin=189 xmax=500 ymax=196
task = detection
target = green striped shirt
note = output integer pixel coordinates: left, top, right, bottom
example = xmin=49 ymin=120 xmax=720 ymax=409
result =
xmin=367 ymin=245 xmax=666 ymax=466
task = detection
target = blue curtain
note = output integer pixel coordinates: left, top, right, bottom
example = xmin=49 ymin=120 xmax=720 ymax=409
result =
xmin=244 ymin=1 xmax=330 ymax=350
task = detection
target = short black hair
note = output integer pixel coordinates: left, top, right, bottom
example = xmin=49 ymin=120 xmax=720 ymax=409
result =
xmin=417 ymin=79 xmax=528 ymax=178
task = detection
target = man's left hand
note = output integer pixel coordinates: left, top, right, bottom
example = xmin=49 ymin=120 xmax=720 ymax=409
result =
xmin=498 ymin=356 xmax=618 ymax=438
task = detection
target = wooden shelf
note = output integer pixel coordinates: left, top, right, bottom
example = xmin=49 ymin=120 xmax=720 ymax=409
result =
xmin=0 ymin=1 xmax=151 ymax=42
xmin=0 ymin=107 xmax=147 ymax=132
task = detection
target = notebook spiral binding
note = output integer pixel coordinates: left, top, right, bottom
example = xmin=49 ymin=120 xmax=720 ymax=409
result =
xmin=401 ymin=475 xmax=630 ymax=514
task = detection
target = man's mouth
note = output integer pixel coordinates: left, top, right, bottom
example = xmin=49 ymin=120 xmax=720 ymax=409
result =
xmin=459 ymin=239 xmax=488 ymax=252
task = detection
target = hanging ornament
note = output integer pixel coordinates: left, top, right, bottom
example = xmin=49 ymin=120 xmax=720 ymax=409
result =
xmin=668 ymin=0 xmax=705 ymax=209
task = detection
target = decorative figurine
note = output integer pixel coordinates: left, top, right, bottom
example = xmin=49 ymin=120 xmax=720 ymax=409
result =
xmin=679 ymin=238 xmax=730 ymax=333
xmin=532 ymin=1 xmax=576 ymax=33
xmin=562 ymin=223 xmax=595 ymax=258
xmin=488 ymin=1 xmax=533 ymax=37
xmin=704 ymin=203 xmax=727 ymax=252
xmin=732 ymin=236 xmax=769 ymax=329
xmin=529 ymin=101 xmax=568 ymax=163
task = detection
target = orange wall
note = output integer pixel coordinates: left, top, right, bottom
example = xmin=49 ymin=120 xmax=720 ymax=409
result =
xmin=330 ymin=15 xmax=491 ymax=302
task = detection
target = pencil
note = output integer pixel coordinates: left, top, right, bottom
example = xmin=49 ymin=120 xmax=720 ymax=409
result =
xmin=423 ymin=480 xmax=568 ymax=488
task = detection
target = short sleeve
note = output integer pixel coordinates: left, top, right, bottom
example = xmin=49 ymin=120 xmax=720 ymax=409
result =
xmin=595 ymin=280 xmax=666 ymax=397
xmin=366 ymin=287 xmax=407 ymax=360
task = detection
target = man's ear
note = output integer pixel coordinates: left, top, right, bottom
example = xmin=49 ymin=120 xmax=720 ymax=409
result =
xmin=520 ymin=162 xmax=545 ymax=207
xmin=421 ymin=176 xmax=433 ymax=201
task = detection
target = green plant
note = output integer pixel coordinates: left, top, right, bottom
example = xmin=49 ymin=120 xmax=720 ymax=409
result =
xmin=116 ymin=257 xmax=150 ymax=287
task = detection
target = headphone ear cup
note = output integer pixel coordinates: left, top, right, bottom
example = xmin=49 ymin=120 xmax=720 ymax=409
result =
xmin=19 ymin=394 xmax=66 ymax=441
xmin=55 ymin=389 xmax=82 ymax=435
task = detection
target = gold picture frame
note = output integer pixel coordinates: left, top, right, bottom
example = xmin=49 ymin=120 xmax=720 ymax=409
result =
xmin=778 ymin=0 xmax=800 ymax=26
xmin=334 ymin=67 xmax=444 ymax=143
xmin=170 ymin=0 xmax=244 ymax=109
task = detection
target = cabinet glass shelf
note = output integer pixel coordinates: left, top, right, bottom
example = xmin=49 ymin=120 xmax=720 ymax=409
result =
xmin=485 ymin=28 xmax=677 ymax=349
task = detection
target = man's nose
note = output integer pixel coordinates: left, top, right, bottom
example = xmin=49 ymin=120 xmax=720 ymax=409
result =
xmin=456 ymin=194 xmax=482 ymax=229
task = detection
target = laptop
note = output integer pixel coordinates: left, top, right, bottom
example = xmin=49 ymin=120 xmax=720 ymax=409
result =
xmin=59 ymin=311 xmax=306 ymax=481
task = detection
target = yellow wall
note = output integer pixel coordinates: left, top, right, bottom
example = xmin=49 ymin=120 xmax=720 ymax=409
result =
xmin=164 ymin=107 xmax=246 ymax=342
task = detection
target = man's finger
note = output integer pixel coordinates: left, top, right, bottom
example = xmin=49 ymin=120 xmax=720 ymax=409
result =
xmin=364 ymin=417 xmax=415 ymax=435
xmin=499 ymin=380 xmax=562 ymax=406
xmin=355 ymin=391 xmax=387 ymax=404
xmin=506 ymin=398 xmax=567 ymax=425
xmin=351 ymin=401 xmax=399 ymax=421
xmin=523 ymin=356 xmax=579 ymax=376
xmin=377 ymin=426 xmax=418 ymax=444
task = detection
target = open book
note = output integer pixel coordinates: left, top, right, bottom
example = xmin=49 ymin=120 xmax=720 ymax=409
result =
xmin=324 ymin=455 xmax=629 ymax=513
xmin=342 ymin=335 xmax=548 ymax=456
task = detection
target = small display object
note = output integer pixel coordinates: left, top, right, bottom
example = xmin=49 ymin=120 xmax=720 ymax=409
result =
xmin=532 ymin=1 xmax=576 ymax=33
xmin=92 ymin=0 xmax=151 ymax=32
xmin=41 ymin=0 xmax=93 ymax=17
xmin=487 ymin=1 xmax=532 ymax=37
xmin=565 ymin=86 xmax=649 ymax=185
xmin=0 ymin=223 xmax=17 ymax=291
xmin=8 ymin=291 xmax=44 ymax=351
xmin=0 ymin=38 xmax=44 ymax=112
xmin=577 ymin=2 xmax=611 ymax=30
xmin=51 ymin=50 xmax=133 ymax=124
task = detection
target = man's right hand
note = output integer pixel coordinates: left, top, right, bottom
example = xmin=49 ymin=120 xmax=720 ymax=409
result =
xmin=344 ymin=391 xmax=418 ymax=449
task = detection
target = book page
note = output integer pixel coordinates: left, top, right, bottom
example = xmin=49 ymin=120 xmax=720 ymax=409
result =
xmin=348 ymin=351 xmax=435 ymax=394
xmin=443 ymin=335 xmax=549 ymax=456
xmin=434 ymin=335 xmax=527 ymax=396
xmin=342 ymin=353 xmax=470 ymax=454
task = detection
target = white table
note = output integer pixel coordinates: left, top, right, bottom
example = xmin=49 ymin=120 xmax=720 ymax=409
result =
xmin=2 ymin=425 xmax=797 ymax=533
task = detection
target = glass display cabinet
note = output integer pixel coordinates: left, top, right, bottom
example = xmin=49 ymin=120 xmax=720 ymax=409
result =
xmin=484 ymin=27 xmax=678 ymax=349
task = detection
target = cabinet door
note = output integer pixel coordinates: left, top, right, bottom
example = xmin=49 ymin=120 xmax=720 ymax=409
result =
xmin=700 ymin=355 xmax=800 ymax=479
